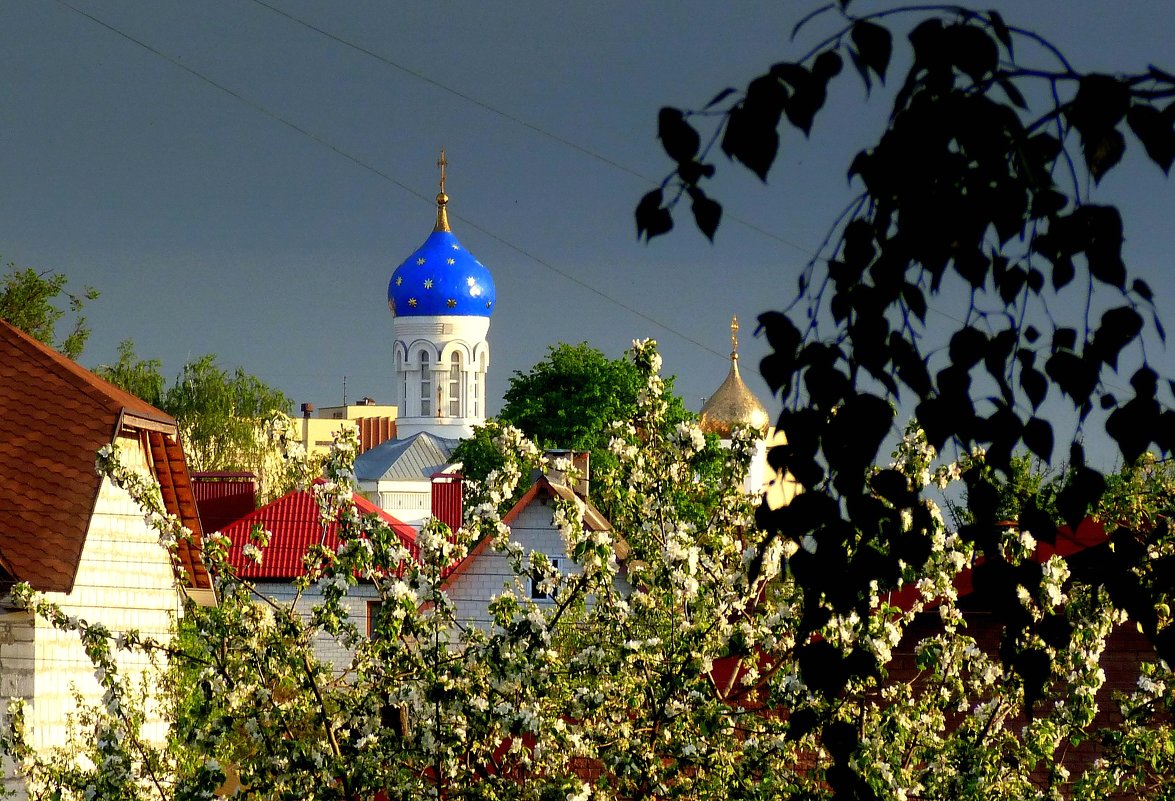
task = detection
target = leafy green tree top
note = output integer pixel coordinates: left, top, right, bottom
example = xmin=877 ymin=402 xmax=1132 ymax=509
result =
xmin=453 ymin=342 xmax=699 ymax=516
xmin=97 ymin=340 xmax=293 ymax=502
xmin=499 ymin=341 xmax=692 ymax=452
xmin=0 ymin=264 xmax=99 ymax=359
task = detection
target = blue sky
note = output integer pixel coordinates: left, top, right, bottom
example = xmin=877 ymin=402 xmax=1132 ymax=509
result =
xmin=2 ymin=1 xmax=1174 ymax=466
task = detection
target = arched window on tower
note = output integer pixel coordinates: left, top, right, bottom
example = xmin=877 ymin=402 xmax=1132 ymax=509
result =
xmin=420 ymin=351 xmax=432 ymax=417
xmin=472 ymin=358 xmax=480 ymax=417
xmin=449 ymin=352 xmax=462 ymax=417
xmin=477 ymin=353 xmax=487 ymax=417
xmin=397 ymin=350 xmax=408 ymax=407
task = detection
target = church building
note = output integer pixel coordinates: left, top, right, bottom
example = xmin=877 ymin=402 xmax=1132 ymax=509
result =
xmin=356 ymin=153 xmax=494 ymax=526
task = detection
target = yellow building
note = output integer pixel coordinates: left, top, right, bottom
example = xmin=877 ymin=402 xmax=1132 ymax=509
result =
xmin=296 ymin=397 xmax=398 ymax=458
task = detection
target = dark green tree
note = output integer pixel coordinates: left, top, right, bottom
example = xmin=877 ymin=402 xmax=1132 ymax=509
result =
xmin=640 ymin=1 xmax=1175 ymax=732
xmin=0 ymin=264 xmax=99 ymax=359
xmin=453 ymin=342 xmax=699 ymax=512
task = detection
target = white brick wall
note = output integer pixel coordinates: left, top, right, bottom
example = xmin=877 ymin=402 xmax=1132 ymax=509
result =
xmin=2 ymin=434 xmax=184 ymax=796
xmin=255 ymin=580 xmax=380 ymax=669
xmin=445 ymin=497 xmax=629 ymax=628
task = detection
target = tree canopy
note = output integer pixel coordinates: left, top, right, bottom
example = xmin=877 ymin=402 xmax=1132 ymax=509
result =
xmin=640 ymin=2 xmax=1175 ymax=682
xmin=97 ymin=340 xmax=293 ymax=499
xmin=453 ymin=342 xmax=697 ymax=498
xmin=0 ymin=263 xmax=99 ymax=359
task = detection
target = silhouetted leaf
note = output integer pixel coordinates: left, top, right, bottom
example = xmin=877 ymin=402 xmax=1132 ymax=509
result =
xmin=947 ymin=24 xmax=998 ymax=81
xmin=703 ymin=87 xmax=738 ymax=110
xmin=1023 ymin=416 xmax=1053 ymax=462
xmin=1127 ymin=103 xmax=1175 ymax=173
xmin=949 ymin=327 xmax=987 ymax=369
xmin=988 ymin=10 xmax=1013 ymax=57
xmin=1085 ymin=127 xmax=1126 ymax=182
xmin=1052 ymin=328 xmax=1077 ymax=352
xmin=1056 ymin=465 xmax=1105 ymax=531
xmin=1068 ymin=74 xmax=1132 ymax=131
xmin=1020 ymin=367 xmax=1047 ymax=409
xmin=798 ymin=639 xmax=847 ymax=697
xmin=676 ymin=159 xmax=715 ymax=185
xmin=1045 ymin=351 xmax=1097 ymax=407
xmin=1133 ymin=278 xmax=1154 ymax=302
xmin=813 ymin=50 xmax=844 ymax=81
xmin=996 ymin=75 xmax=1027 ymax=109
xmin=871 ymin=469 xmax=913 ymax=507
xmin=1090 ymin=306 xmax=1143 ymax=369
xmin=848 ymin=47 xmax=872 ymax=94
xmin=658 ymin=107 xmax=701 ymax=163
xmin=851 ymin=21 xmax=892 ymax=83
xmin=635 ymin=189 xmax=673 ymax=240
xmin=722 ymin=103 xmax=780 ymax=181
xmin=688 ymin=187 xmax=723 ymax=241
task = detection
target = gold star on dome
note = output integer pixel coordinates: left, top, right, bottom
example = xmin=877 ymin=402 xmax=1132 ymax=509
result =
xmin=416 ymin=257 xmax=426 ymax=265
xmin=395 ymin=276 xmax=403 ymax=286
xmin=451 ymin=243 xmax=460 ymax=250
xmin=447 ymin=298 xmax=457 ymax=308
xmin=446 ymin=257 xmax=456 ymax=265
xmin=408 ymin=297 xmax=418 ymax=308
xmin=423 ymin=278 xmax=434 ymax=289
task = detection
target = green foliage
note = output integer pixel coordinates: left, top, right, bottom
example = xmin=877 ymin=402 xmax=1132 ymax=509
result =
xmin=643 ymin=4 xmax=1175 ymax=681
xmin=455 ymin=342 xmax=699 ymax=518
xmin=96 ymin=339 xmax=167 ymax=407
xmin=0 ymin=263 xmax=99 ymax=359
xmin=499 ymin=341 xmax=691 ymax=451
xmin=98 ymin=342 xmax=293 ymax=501
xmin=164 ymin=353 xmax=292 ymax=474
xmin=458 ymin=340 xmax=690 ymax=476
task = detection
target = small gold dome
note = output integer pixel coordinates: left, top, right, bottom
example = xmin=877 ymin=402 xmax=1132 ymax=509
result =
xmin=699 ymin=316 xmax=770 ymax=437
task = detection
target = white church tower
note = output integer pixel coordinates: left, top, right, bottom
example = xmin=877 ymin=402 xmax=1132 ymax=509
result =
xmin=387 ymin=151 xmax=495 ymax=440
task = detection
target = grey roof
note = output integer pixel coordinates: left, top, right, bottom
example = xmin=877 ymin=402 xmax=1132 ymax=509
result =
xmin=354 ymin=431 xmax=459 ymax=482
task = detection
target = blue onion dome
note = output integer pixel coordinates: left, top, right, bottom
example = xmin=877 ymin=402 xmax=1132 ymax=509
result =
xmin=388 ymin=159 xmax=495 ymax=318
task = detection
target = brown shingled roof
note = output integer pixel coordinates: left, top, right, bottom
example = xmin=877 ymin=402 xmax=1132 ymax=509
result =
xmin=0 ymin=320 xmax=211 ymax=593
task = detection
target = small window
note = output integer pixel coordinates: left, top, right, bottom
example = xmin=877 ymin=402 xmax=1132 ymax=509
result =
xmin=530 ymin=558 xmax=559 ymax=600
xmin=367 ymin=600 xmax=382 ymax=638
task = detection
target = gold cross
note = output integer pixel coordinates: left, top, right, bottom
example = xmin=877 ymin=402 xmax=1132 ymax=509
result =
xmin=731 ymin=316 xmax=740 ymax=355
xmin=437 ymin=148 xmax=448 ymax=195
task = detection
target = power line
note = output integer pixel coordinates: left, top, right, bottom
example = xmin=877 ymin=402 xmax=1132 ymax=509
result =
xmin=243 ymin=0 xmax=819 ymax=259
xmin=51 ymin=0 xmax=727 ymax=360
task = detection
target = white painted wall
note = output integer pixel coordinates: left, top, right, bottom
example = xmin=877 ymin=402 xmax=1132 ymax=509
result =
xmin=253 ymin=580 xmax=380 ymax=669
xmin=1 ymin=433 xmax=185 ymax=797
xmin=445 ymin=498 xmax=629 ymax=629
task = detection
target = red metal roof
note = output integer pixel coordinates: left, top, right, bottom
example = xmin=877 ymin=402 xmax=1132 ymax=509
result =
xmin=191 ymin=472 xmax=258 ymax=534
xmin=0 ymin=319 xmax=210 ymax=593
xmin=221 ymin=487 xmax=418 ymax=580
xmin=885 ymin=517 xmax=1108 ymax=612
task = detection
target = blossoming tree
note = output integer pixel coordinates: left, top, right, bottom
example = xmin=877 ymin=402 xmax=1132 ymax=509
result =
xmin=3 ymin=340 xmax=1173 ymax=800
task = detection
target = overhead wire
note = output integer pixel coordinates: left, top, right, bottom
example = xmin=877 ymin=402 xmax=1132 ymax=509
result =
xmin=49 ymin=0 xmax=733 ymax=361
xmin=244 ymin=0 xmax=821 ymax=259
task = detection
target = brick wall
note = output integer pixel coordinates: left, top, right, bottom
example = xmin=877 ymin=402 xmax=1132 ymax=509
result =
xmin=3 ymin=433 xmax=185 ymax=797
xmin=256 ymin=580 xmax=380 ymax=669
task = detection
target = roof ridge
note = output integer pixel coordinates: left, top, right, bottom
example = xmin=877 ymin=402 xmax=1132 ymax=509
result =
xmin=0 ymin=319 xmax=174 ymax=425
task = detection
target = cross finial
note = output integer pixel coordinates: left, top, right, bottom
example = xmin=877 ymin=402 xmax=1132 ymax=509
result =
xmin=433 ymin=148 xmax=451 ymax=232
xmin=731 ymin=315 xmax=740 ymax=359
